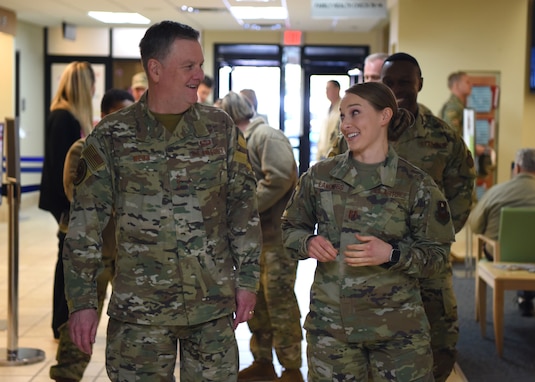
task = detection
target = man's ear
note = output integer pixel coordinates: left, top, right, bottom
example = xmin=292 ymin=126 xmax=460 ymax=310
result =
xmin=147 ymin=58 xmax=160 ymax=83
xmin=418 ymin=77 xmax=424 ymax=92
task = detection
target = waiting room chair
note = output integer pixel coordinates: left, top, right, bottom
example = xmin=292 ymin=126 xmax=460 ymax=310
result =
xmin=475 ymin=207 xmax=535 ymax=262
xmin=475 ymin=206 xmax=535 ymax=320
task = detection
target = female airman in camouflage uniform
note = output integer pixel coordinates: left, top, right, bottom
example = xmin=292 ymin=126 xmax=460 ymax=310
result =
xmin=282 ymin=82 xmax=455 ymax=382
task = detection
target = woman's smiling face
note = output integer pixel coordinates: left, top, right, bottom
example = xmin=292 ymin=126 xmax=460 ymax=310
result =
xmin=339 ymin=92 xmax=390 ymax=163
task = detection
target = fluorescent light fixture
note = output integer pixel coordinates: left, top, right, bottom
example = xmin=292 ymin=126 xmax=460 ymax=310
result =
xmin=88 ymin=11 xmax=150 ymax=24
xmin=230 ymin=6 xmax=288 ymax=20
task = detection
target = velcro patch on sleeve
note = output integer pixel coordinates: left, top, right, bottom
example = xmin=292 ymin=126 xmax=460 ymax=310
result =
xmin=73 ymin=158 xmax=89 ymax=186
xmin=435 ymin=200 xmax=451 ymax=225
xmin=82 ymin=144 xmax=105 ymax=171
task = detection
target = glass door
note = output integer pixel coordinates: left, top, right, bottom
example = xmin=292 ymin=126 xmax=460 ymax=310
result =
xmin=299 ymin=45 xmax=369 ymax=174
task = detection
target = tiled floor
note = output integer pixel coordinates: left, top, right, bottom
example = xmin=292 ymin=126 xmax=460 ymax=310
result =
xmin=0 ymin=197 xmax=466 ymax=381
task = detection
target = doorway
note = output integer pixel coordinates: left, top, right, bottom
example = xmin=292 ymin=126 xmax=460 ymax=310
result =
xmin=213 ymin=43 xmax=369 ymax=174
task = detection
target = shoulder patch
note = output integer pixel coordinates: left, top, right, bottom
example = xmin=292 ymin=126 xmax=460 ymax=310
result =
xmin=82 ymin=144 xmax=105 ymax=171
xmin=73 ymin=158 xmax=89 ymax=186
xmin=435 ymin=200 xmax=451 ymax=225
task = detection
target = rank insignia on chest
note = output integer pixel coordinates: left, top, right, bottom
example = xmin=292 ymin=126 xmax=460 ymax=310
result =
xmin=348 ymin=210 xmax=358 ymax=221
xmin=435 ymin=200 xmax=451 ymax=225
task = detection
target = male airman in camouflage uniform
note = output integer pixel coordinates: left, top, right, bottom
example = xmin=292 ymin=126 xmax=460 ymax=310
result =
xmin=381 ymin=53 xmax=476 ymax=382
xmin=62 ymin=21 xmax=261 ymax=382
xmin=440 ymin=71 xmax=472 ymax=136
xmin=282 ymin=140 xmax=455 ymax=380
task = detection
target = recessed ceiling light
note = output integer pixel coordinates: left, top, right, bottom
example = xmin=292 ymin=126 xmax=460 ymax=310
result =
xmin=88 ymin=11 xmax=150 ymax=24
xmin=230 ymin=6 xmax=287 ymax=20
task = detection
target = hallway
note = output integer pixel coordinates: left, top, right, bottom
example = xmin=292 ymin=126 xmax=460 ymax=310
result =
xmin=0 ymin=197 xmax=465 ymax=381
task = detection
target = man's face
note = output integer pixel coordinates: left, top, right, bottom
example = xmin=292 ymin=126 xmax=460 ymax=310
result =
xmin=197 ymin=83 xmax=212 ymax=103
xmin=363 ymin=58 xmax=384 ymax=82
xmin=153 ymin=38 xmax=205 ymax=112
xmin=457 ymin=75 xmax=473 ymax=97
xmin=132 ymin=86 xmax=146 ymax=102
xmin=326 ymin=82 xmax=340 ymax=103
xmin=381 ymin=60 xmax=423 ymax=115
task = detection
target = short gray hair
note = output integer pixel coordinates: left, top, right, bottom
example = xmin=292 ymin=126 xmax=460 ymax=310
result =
xmin=515 ymin=148 xmax=535 ymax=172
xmin=364 ymin=52 xmax=389 ymax=65
xmin=221 ymin=91 xmax=254 ymax=124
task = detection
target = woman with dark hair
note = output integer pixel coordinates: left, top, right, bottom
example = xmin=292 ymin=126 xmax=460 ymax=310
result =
xmin=282 ymin=82 xmax=455 ymax=381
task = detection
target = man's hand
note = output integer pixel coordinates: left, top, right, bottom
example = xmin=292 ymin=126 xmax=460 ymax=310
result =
xmin=68 ymin=308 xmax=99 ymax=355
xmin=307 ymin=235 xmax=338 ymax=262
xmin=233 ymin=289 xmax=256 ymax=329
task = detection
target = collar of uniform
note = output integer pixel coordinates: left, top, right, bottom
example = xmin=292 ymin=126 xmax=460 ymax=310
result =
xmin=329 ymin=146 xmax=398 ymax=188
xmin=133 ymin=101 xmax=211 ymax=141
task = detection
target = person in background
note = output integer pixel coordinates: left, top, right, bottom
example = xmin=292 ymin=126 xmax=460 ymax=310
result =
xmin=220 ymin=92 xmax=303 ymax=382
xmin=469 ymin=148 xmax=535 ymax=316
xmin=282 ymin=82 xmax=454 ymax=381
xmin=38 ymin=61 xmax=95 ymax=342
xmin=49 ymin=88 xmax=134 ymax=382
xmin=381 ymin=52 xmax=476 ymax=382
xmin=63 ymin=21 xmax=261 ymax=381
xmin=363 ymin=52 xmax=389 ymax=83
xmin=130 ymin=71 xmax=148 ymax=101
xmin=240 ymin=88 xmax=269 ymax=124
xmin=440 ymin=71 xmax=473 ymax=136
xmin=316 ymin=79 xmax=342 ymax=160
xmin=197 ymin=74 xmax=214 ymax=105
xmin=363 ymin=52 xmax=434 ymax=118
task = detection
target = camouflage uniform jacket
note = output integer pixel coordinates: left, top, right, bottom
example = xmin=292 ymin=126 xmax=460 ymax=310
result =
xmin=281 ymin=146 xmax=455 ymax=343
xmin=63 ymin=95 xmax=261 ymax=326
xmin=439 ymin=94 xmax=464 ymax=136
xmin=388 ymin=110 xmax=475 ymax=233
xmin=244 ymin=117 xmax=297 ymax=245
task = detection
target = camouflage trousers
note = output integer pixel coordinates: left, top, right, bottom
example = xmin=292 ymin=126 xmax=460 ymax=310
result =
xmin=49 ymin=257 xmax=114 ymax=381
xmin=246 ymin=243 xmax=302 ymax=369
xmin=420 ymin=274 xmax=459 ymax=382
xmin=306 ymin=331 xmax=433 ymax=382
xmin=106 ymin=315 xmax=238 ymax=382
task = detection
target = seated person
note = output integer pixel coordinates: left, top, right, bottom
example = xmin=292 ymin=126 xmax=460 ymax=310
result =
xmin=469 ymin=148 xmax=535 ymax=316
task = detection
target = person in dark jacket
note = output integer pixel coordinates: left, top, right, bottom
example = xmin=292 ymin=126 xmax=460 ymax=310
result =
xmin=38 ymin=60 xmax=95 ymax=341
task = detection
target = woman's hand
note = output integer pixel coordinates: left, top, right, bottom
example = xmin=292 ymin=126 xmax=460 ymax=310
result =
xmin=344 ymin=234 xmax=392 ymax=266
xmin=307 ymin=235 xmax=338 ymax=262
